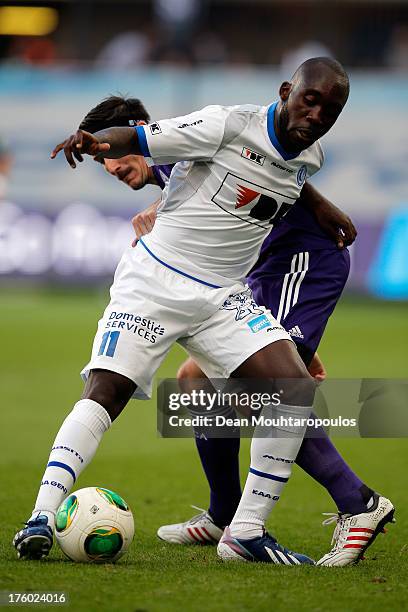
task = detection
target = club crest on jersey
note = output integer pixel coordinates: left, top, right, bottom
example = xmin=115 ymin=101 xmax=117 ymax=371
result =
xmin=241 ymin=147 xmax=265 ymax=166
xmin=296 ymin=164 xmax=307 ymax=186
xmin=149 ymin=122 xmax=162 ymax=135
xmin=221 ymin=287 xmax=263 ymax=321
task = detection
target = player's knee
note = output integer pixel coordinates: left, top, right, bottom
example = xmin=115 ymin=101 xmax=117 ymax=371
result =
xmin=82 ymin=369 xmax=136 ymax=421
xmin=177 ymin=359 xmax=213 ymax=395
xmin=177 ymin=358 xmax=203 ymax=381
xmin=177 ymin=359 xmax=206 ymax=394
xmin=280 ymin=364 xmax=315 ymax=406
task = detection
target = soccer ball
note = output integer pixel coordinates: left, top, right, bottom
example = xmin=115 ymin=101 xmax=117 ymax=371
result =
xmin=55 ymin=487 xmax=134 ymax=563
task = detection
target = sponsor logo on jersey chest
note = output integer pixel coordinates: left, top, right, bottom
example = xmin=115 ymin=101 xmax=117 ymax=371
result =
xmin=211 ymin=172 xmax=296 ymax=228
xmin=241 ymin=146 xmax=266 ymax=166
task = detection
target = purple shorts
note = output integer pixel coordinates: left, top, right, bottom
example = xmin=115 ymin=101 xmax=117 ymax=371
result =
xmin=247 ymin=247 xmax=350 ymax=366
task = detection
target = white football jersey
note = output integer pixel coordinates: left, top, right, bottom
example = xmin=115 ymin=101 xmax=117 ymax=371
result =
xmin=136 ymin=103 xmax=324 ymax=287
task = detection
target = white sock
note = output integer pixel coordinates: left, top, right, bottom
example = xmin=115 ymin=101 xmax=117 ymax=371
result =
xmin=229 ymin=402 xmax=311 ymax=540
xmin=30 ymin=399 xmax=111 ymax=528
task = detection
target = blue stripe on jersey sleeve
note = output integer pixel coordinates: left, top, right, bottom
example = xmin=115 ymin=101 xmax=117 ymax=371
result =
xmin=135 ymin=125 xmax=151 ymax=158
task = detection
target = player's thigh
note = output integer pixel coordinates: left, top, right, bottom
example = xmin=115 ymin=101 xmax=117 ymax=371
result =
xmin=231 ymin=338 xmax=308 ymax=379
xmin=181 ymin=285 xmax=293 ymax=380
xmin=181 ymin=284 xmax=313 ymax=404
xmin=232 ymin=339 xmax=313 ymax=405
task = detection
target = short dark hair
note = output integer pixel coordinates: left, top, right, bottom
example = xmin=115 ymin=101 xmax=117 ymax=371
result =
xmin=79 ymin=95 xmax=150 ymax=133
xmin=293 ymin=57 xmax=350 ymax=98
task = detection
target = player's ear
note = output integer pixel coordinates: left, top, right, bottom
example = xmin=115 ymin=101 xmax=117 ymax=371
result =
xmin=136 ymin=120 xmax=147 ymax=126
xmin=279 ymin=81 xmax=292 ymax=102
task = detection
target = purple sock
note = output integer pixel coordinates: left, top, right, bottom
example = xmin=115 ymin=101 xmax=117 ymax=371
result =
xmin=195 ymin=435 xmax=241 ymax=528
xmin=296 ymin=421 xmax=373 ymax=514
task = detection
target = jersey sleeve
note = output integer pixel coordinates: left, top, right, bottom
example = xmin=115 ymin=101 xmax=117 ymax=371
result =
xmin=135 ymin=105 xmax=229 ymax=167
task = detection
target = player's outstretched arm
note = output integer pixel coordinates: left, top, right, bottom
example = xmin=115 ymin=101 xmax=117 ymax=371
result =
xmin=300 ymin=182 xmax=357 ymax=249
xmin=51 ymin=127 xmax=141 ymax=168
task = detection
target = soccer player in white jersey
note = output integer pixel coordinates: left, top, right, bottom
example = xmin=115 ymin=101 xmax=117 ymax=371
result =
xmin=14 ymin=57 xmax=393 ymax=565
xmin=75 ymin=95 xmax=392 ymax=567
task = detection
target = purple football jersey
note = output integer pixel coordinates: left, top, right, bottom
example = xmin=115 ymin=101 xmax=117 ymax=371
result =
xmin=152 ymin=164 xmax=174 ymax=189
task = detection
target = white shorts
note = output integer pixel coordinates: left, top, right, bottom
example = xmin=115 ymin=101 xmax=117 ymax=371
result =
xmin=81 ymin=243 xmax=292 ymax=399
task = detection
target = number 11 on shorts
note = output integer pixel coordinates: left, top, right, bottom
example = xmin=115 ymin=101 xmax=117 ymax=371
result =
xmin=98 ymin=331 xmax=120 ymax=357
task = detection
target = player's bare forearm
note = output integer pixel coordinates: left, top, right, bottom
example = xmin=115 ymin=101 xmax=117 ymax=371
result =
xmin=299 ymin=182 xmax=357 ymax=248
xmin=51 ymin=127 xmax=141 ymax=168
xmin=300 ymin=182 xmax=328 ymax=210
xmin=93 ymin=127 xmax=141 ymax=159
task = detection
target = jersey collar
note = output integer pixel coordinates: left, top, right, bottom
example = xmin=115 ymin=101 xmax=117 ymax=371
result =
xmin=152 ymin=165 xmax=166 ymax=189
xmin=267 ymin=101 xmax=300 ymax=161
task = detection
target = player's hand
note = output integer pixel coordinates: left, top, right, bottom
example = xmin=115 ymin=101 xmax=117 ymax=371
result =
xmin=316 ymin=202 xmax=357 ymax=249
xmin=50 ymin=130 xmax=111 ymax=169
xmin=308 ymin=352 xmax=327 ymax=383
xmin=131 ymin=200 xmax=160 ymax=246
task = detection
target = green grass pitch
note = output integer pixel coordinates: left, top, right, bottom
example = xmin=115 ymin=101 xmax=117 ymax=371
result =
xmin=1 ymin=288 xmax=407 ymax=612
